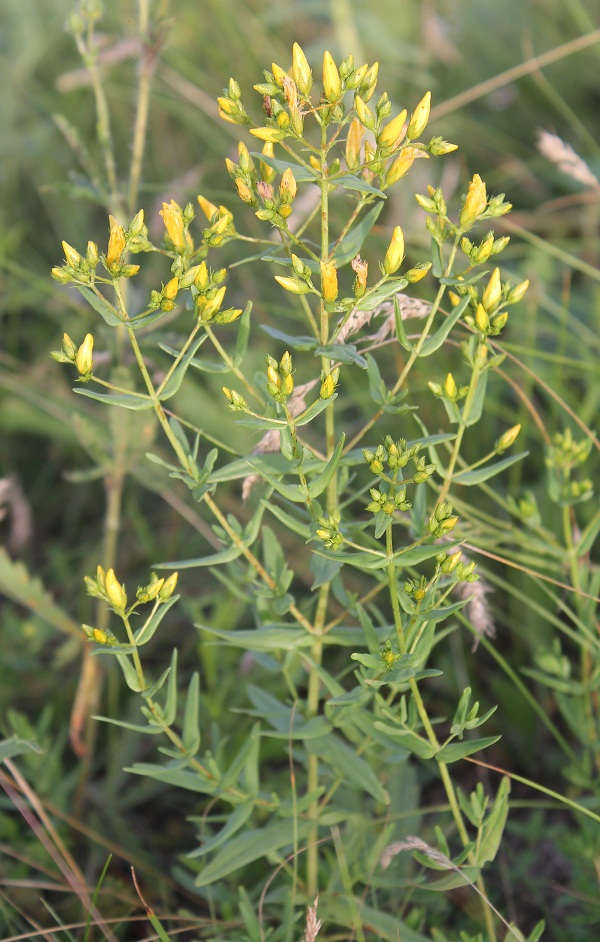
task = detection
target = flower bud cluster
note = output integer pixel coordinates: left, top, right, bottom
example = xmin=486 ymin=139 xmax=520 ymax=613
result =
xmin=461 ymin=231 xmax=510 ymax=266
xmin=315 ymin=511 xmax=343 ymax=550
xmin=247 ymin=165 xmax=299 ymax=228
xmin=451 ymin=267 xmax=528 ymax=338
xmin=217 ymin=76 xmax=251 ymax=126
xmin=545 ymin=428 xmax=594 ymax=505
xmin=275 ymin=253 xmax=314 ymax=296
xmin=365 ymin=485 xmax=412 ymax=516
xmin=197 ymin=195 xmax=236 ymax=248
xmin=319 ymin=367 xmax=340 ymax=400
xmin=363 ymin=437 xmax=435 ymax=483
xmin=428 ymin=372 xmax=469 ymax=402
xmin=403 ymin=575 xmax=428 ymax=602
xmin=222 ymin=387 xmax=249 ymax=411
xmin=160 ymin=200 xmax=195 ymax=256
xmin=266 ymin=351 xmax=294 ymax=403
xmin=435 ymin=550 xmax=478 ymax=583
xmin=52 ymin=211 xmax=146 ymax=285
xmin=186 ymin=262 xmax=241 ymax=324
xmin=428 ymin=501 xmax=458 ymax=538
xmin=50 ymin=333 xmax=94 ymax=382
xmin=83 ymin=565 xmax=178 ymax=624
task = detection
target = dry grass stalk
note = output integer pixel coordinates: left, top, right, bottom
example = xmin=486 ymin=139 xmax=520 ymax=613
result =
xmin=537 ymin=130 xmax=599 ymax=190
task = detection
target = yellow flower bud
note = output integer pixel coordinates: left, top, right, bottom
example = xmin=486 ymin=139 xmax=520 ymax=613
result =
xmin=383 ymin=226 xmax=405 ymax=274
xmin=200 ymin=285 xmax=226 ymax=320
xmin=271 ymin=62 xmax=288 ymax=88
xmin=260 ymin=142 xmax=277 ymax=182
xmin=75 ymin=333 xmax=94 ymax=376
xmin=159 ymin=201 xmax=187 ymax=252
xmin=62 ymin=240 xmax=81 ymax=268
xmin=507 ymin=279 xmax=529 ymax=304
xmin=482 ymin=267 xmax=502 ymax=311
xmin=282 ymin=373 xmax=294 ymax=395
xmin=249 ymin=127 xmax=287 ymax=143
xmin=309 ymin=155 xmax=321 ymax=173
xmin=496 ymin=424 xmax=521 ymax=453
xmin=267 ymin=364 xmax=280 ymax=388
xmin=345 ymin=117 xmax=365 ymax=170
xmin=62 ymin=333 xmax=77 ymax=359
xmin=292 ymin=42 xmax=312 ymax=96
xmin=460 ymin=174 xmax=487 ymax=229
xmin=475 ymin=304 xmax=489 ymax=332
xmin=194 ymin=261 xmax=209 ymax=289
xmin=354 ymin=95 xmax=374 ymax=129
xmin=162 ymin=276 xmax=179 ymax=300
xmin=322 ymin=50 xmax=341 ymax=101
xmin=159 ymin=571 xmax=179 ymax=600
xmin=235 ymin=178 xmax=254 ymax=203
xmin=378 ymin=109 xmax=407 ymax=149
xmin=320 ymin=373 xmax=335 ymax=399
xmin=93 ymin=628 xmax=108 ymax=644
xmin=106 ymin=216 xmax=127 ymax=267
xmin=279 ymin=167 xmax=297 ymax=202
xmin=444 ymin=373 xmax=457 ymax=398
xmin=197 ymin=194 xmax=218 ymax=221
xmin=105 ymin=568 xmax=127 ymax=611
xmin=407 ymin=91 xmax=431 ymax=140
xmin=275 ymin=275 xmax=311 ymax=294
xmin=279 ymin=351 xmax=293 ymax=375
xmin=217 ymin=96 xmax=239 ymax=117
xmin=386 ymin=146 xmax=419 ymax=184
xmin=320 ymin=260 xmax=338 ymax=302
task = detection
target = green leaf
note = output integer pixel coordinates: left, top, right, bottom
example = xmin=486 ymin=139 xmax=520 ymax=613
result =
xmin=322 ymin=898 xmax=430 ymax=942
xmin=126 ymin=761 xmax=217 ymax=794
xmin=306 ymin=732 xmax=389 ymax=804
xmin=263 ymin=500 xmax=311 ymax=539
xmin=197 ymin=624 xmax=311 ymax=651
xmin=478 ymin=776 xmax=510 ymax=865
xmin=576 ymin=507 xmax=600 ymax=555
xmin=77 ymin=287 xmax=123 ymax=326
xmin=162 ymin=649 xmax=178 ymax=726
xmin=127 ymin=309 xmax=170 ymax=331
xmin=0 ymin=735 xmax=42 ymax=761
xmin=333 ymin=173 xmax=386 ymax=198
xmin=116 ymin=653 xmax=143 ymax=692
xmin=261 ymin=325 xmax=318 ymax=351
xmin=394 ymin=295 xmax=413 ymax=352
xmin=357 ymin=279 xmax=409 ymax=312
xmin=453 ymin=451 xmax=529 ymax=485
xmin=332 ymin=202 xmax=384 ymax=266
xmin=182 ymin=673 xmax=201 ymax=755
xmin=249 ymin=152 xmax=317 ymax=181
xmin=315 ymin=344 xmax=368 ymax=368
xmin=393 ymin=538 xmax=463 ymax=566
xmin=232 ymin=302 xmax=253 ymax=366
xmin=307 ymin=435 xmax=345 ymax=498
xmin=188 ymin=801 xmax=254 ymax=858
xmin=310 ymin=552 xmax=342 ymax=589
xmin=195 ymin=819 xmax=313 ymax=886
xmin=74 ymin=388 xmax=154 ymax=410
xmin=157 ymin=335 xmax=209 ymax=400
xmin=92 ymin=716 xmax=162 ymax=735
xmin=245 ymin=459 xmax=307 ymax=502
xmin=189 ymin=356 xmax=231 ymax=374
xmin=436 ymin=735 xmax=501 ymax=764
xmin=294 ymin=395 xmax=337 ymax=426
xmin=464 ymin=367 xmax=488 ymax=426
xmin=134 ymin=595 xmax=179 ymax=644
xmin=0 ymin=548 xmax=80 ymax=638
xmin=418 ymin=295 xmax=470 ymax=357
xmin=236 ymin=415 xmax=288 ymax=430
xmin=373 ymin=723 xmax=437 ymax=759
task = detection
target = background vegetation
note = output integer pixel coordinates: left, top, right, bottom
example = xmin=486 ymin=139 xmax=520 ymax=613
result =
xmin=0 ymin=0 xmax=599 ymax=938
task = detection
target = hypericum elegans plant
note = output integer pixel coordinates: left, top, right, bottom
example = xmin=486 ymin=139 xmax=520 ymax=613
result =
xmin=51 ymin=39 xmax=554 ymax=942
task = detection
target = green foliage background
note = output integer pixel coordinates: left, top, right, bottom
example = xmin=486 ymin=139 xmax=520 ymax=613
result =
xmin=0 ymin=0 xmax=599 ymax=938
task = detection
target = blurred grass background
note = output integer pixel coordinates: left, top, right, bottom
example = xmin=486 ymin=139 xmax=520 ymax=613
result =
xmin=0 ymin=0 xmax=599 ymax=935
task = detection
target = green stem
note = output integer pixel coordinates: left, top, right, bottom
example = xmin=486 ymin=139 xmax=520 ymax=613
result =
xmin=128 ymin=0 xmax=155 ymax=214
xmin=438 ymin=348 xmax=484 ymax=504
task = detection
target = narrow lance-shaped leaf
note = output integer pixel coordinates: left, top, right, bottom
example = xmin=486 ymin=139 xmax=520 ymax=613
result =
xmin=182 ymin=672 xmax=201 ymax=755
xmin=307 ymin=434 xmax=345 ymax=498
xmin=232 ymin=302 xmax=253 ymax=367
xmin=158 ymin=334 xmax=209 ymax=400
xmin=418 ymin=294 xmax=470 ymax=357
